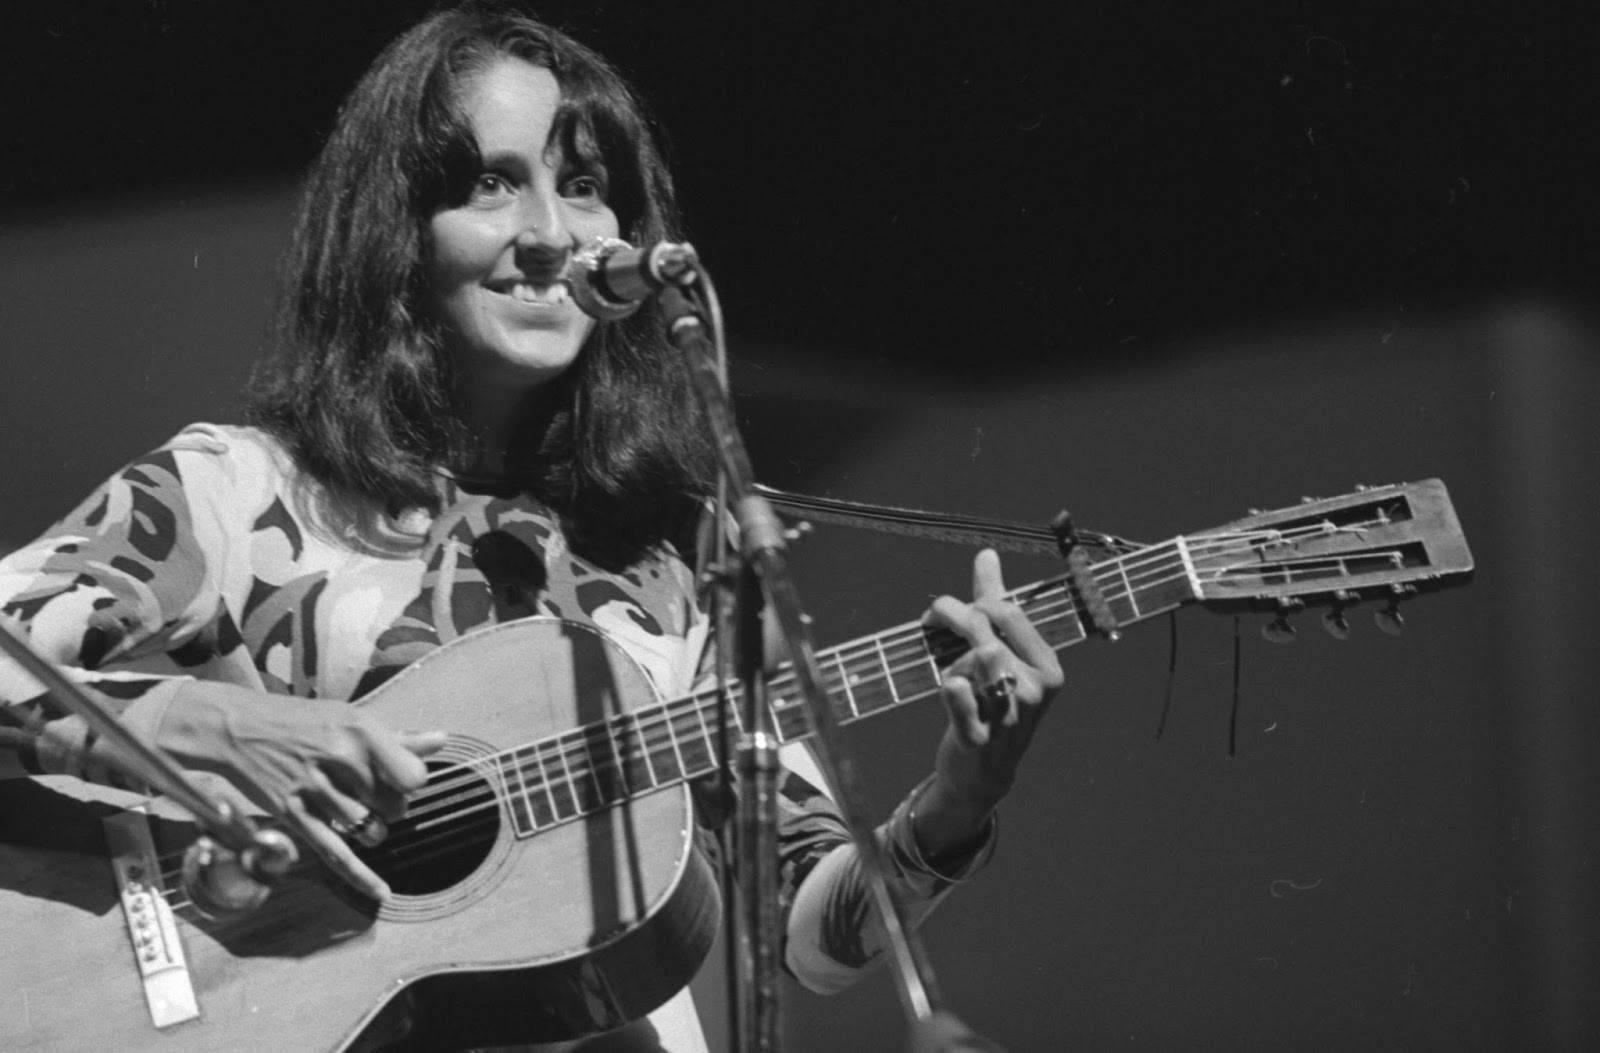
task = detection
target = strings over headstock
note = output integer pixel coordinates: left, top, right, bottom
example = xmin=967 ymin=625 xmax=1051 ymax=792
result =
xmin=1182 ymin=480 xmax=1473 ymax=641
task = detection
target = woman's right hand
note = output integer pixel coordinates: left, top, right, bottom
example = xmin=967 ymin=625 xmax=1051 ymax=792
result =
xmin=148 ymin=682 xmax=448 ymax=901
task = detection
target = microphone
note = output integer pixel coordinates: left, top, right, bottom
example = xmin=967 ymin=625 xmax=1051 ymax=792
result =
xmin=570 ymin=237 xmax=699 ymax=321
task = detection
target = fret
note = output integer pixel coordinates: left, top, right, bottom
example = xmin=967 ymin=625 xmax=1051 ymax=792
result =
xmin=654 ymin=706 xmax=689 ymax=783
xmin=831 ymin=650 xmax=861 ymax=718
xmin=579 ymin=728 xmax=620 ymax=807
xmin=559 ymin=734 xmax=604 ymax=814
xmin=507 ymin=749 xmax=553 ymax=832
xmin=769 ymin=684 xmax=810 ymax=743
xmin=838 ymin=641 xmax=893 ymax=715
xmin=600 ymin=717 xmax=633 ymax=797
xmin=500 ymin=755 xmax=533 ymax=835
xmin=873 ymin=636 xmax=900 ymax=705
xmin=1121 ymin=542 xmax=1196 ymax=613
xmin=888 ymin=634 xmax=942 ymax=702
xmin=1112 ymin=558 xmax=1141 ymax=620
xmin=542 ymin=740 xmax=579 ymax=820
xmin=674 ymin=694 xmax=716 ymax=777
xmin=619 ymin=713 xmax=658 ymax=791
xmin=1022 ymin=583 xmax=1085 ymax=650
xmin=1174 ymin=535 xmax=1203 ymax=597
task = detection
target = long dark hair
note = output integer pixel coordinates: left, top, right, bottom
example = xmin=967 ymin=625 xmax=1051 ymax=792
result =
xmin=247 ymin=3 xmax=715 ymax=567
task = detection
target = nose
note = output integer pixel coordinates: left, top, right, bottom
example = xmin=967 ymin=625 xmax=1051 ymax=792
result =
xmin=512 ymin=184 xmax=574 ymax=268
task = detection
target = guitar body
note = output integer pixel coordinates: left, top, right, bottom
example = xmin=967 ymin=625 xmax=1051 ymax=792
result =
xmin=0 ymin=618 xmax=720 ymax=1052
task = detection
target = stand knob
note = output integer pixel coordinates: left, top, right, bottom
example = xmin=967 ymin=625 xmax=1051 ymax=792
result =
xmin=180 ymin=829 xmax=297 ymax=920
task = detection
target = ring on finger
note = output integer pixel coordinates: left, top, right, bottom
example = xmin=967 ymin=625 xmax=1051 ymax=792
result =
xmin=981 ymin=672 xmax=1018 ymax=706
xmin=329 ymin=811 xmax=389 ymax=848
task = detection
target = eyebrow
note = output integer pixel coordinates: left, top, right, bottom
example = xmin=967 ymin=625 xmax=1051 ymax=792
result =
xmin=478 ymin=148 xmax=535 ymax=173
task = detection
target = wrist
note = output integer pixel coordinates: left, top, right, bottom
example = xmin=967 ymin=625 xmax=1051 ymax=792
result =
xmin=909 ymin=772 xmax=1001 ymax=867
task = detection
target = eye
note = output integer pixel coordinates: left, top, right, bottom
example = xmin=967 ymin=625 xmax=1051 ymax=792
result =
xmin=561 ymin=173 xmax=608 ymax=204
xmin=468 ymin=172 xmax=515 ymax=203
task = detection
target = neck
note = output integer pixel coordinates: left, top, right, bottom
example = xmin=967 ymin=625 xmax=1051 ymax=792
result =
xmin=453 ymin=376 xmax=566 ymax=479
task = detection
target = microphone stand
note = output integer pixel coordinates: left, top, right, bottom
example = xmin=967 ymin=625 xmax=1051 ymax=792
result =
xmin=0 ymin=619 xmax=295 ymax=913
xmin=651 ymin=277 xmax=953 ymax=1050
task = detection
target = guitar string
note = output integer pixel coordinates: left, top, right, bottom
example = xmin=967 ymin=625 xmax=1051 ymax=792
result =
xmin=151 ymin=517 xmax=1386 ymax=895
xmin=403 ymin=525 xmax=1401 ymax=834
xmin=148 ymin=517 xmax=1396 ymax=899
xmin=396 ymin=526 xmax=1318 ymax=804
xmin=398 ymin=517 xmax=1379 ymax=809
xmin=150 ymin=525 xmax=1371 ymax=906
xmin=397 ymin=517 xmax=1381 ymax=812
xmin=156 ymin=551 xmax=1329 ymax=899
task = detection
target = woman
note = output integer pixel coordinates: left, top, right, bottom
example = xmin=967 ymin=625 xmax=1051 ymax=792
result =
xmin=0 ymin=5 xmax=1061 ymax=1050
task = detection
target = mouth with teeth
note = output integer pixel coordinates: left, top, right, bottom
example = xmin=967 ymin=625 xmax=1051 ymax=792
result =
xmin=490 ymin=279 xmax=571 ymax=307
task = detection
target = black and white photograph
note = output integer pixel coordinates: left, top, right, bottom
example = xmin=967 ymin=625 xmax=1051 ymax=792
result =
xmin=1 ymin=3 xmax=1594 ymax=1050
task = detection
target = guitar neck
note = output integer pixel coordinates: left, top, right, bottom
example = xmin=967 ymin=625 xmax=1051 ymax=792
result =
xmin=485 ymin=538 xmax=1199 ymax=834
xmin=473 ymin=479 xmax=1474 ymax=835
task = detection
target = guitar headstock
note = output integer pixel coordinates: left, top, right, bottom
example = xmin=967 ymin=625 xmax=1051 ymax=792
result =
xmin=1183 ymin=480 xmax=1473 ymax=633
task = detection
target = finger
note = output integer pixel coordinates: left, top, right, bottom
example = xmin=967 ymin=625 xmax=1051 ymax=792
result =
xmin=924 ymin=594 xmax=1003 ymax=651
xmin=198 ymin=775 xmax=270 ymax=822
xmin=939 ymin=674 xmax=989 ymax=747
xmin=977 ymin=671 xmax=1022 ymax=726
xmin=977 ymin=600 xmax=1064 ymax=687
xmin=971 ymin=548 xmax=1006 ymax=603
xmin=361 ymin=723 xmax=435 ymax=797
xmin=284 ymin=793 xmax=391 ymax=902
xmin=305 ymin=767 xmax=376 ymax=829
xmin=401 ymin=729 xmax=450 ymax=757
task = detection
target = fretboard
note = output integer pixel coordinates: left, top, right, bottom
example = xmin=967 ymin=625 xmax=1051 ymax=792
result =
xmin=470 ymin=537 xmax=1201 ymax=838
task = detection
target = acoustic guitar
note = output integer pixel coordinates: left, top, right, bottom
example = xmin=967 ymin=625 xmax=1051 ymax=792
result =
xmin=0 ymin=480 xmax=1473 ymax=1051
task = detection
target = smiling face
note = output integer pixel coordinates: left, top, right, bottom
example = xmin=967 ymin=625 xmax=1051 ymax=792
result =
xmin=427 ymin=59 xmax=620 ymax=402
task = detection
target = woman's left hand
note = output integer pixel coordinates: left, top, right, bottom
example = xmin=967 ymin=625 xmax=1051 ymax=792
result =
xmin=914 ymin=548 xmax=1064 ymax=860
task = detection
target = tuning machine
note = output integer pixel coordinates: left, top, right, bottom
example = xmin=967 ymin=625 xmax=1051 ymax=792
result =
xmin=1374 ymin=583 xmax=1416 ymax=636
xmin=1321 ymin=589 xmax=1358 ymax=640
xmin=1261 ymin=597 xmax=1305 ymax=644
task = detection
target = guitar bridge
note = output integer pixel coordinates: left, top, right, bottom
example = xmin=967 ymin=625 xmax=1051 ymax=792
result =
xmin=104 ymin=807 xmax=200 ymax=1029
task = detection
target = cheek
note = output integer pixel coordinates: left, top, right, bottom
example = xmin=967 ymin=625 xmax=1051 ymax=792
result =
xmin=427 ymin=214 xmax=490 ymax=289
xmin=578 ymin=205 xmax=622 ymax=245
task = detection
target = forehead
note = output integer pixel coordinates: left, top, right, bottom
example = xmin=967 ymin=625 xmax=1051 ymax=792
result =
xmin=458 ymin=58 xmax=563 ymax=154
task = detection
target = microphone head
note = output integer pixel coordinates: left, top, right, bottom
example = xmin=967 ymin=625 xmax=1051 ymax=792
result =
xmin=570 ymin=237 xmax=643 ymax=321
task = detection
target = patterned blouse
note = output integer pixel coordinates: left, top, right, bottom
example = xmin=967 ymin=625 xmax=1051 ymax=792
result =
xmin=0 ymin=423 xmax=990 ymax=1046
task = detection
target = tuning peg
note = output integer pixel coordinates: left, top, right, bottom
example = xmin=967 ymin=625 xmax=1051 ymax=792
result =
xmin=783 ymin=520 xmax=814 ymax=543
xmin=1373 ymin=584 xmax=1415 ymax=637
xmin=1262 ymin=615 xmax=1297 ymax=643
xmin=1374 ymin=603 xmax=1405 ymax=636
xmin=1261 ymin=598 xmax=1304 ymax=644
xmin=1321 ymin=589 xmax=1356 ymax=640
xmin=1322 ymin=608 xmax=1351 ymax=640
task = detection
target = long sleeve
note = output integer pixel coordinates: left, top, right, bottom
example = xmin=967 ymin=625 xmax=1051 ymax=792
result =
xmin=0 ymin=434 xmax=227 ymax=784
xmin=694 ymin=739 xmax=996 ymax=996
xmin=775 ymin=743 xmax=997 ymax=994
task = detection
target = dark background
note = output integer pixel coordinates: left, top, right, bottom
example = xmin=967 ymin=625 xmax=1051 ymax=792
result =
xmin=2 ymin=3 xmax=1596 ymax=1050
xmin=2 ymin=1 xmax=1591 ymax=370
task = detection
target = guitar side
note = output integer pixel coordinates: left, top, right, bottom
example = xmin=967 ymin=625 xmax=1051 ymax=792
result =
xmin=0 ymin=618 xmax=719 ymax=1052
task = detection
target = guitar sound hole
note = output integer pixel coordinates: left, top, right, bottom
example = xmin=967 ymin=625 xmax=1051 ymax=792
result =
xmin=352 ymin=759 xmax=501 ymax=897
